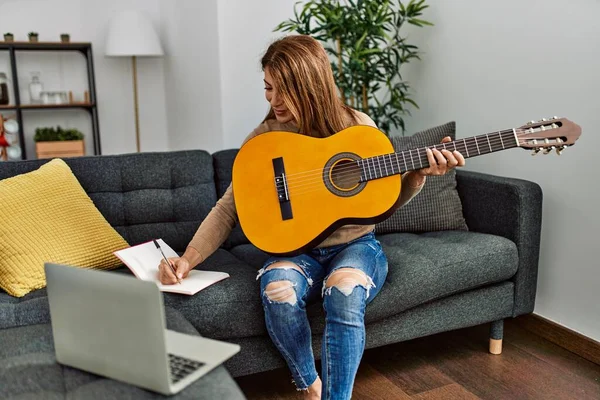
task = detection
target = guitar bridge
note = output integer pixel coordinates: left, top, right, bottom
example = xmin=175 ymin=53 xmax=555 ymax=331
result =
xmin=273 ymin=157 xmax=293 ymax=221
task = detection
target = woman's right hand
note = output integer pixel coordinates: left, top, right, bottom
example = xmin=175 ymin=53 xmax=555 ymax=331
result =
xmin=158 ymin=257 xmax=191 ymax=285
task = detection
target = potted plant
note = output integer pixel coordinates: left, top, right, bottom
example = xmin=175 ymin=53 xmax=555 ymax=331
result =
xmin=275 ymin=0 xmax=432 ymax=135
xmin=28 ymin=32 xmax=39 ymax=42
xmin=3 ymin=32 xmax=14 ymax=42
xmin=60 ymin=33 xmax=70 ymax=43
xmin=34 ymin=126 xmax=85 ymax=159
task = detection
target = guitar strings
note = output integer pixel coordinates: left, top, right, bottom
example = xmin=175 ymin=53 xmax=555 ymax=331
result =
xmin=281 ymin=133 xmax=519 ymax=195
xmin=279 ymin=137 xmax=512 ymax=197
xmin=275 ymin=131 xmax=528 ymax=197
xmin=281 ymin=131 xmax=545 ymax=198
xmin=275 ymin=128 xmax=525 ymax=182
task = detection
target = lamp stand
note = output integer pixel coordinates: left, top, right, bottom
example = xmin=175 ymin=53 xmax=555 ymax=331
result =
xmin=131 ymin=55 xmax=141 ymax=152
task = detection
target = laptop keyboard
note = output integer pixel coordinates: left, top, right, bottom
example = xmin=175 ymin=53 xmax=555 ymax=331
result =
xmin=168 ymin=354 xmax=206 ymax=384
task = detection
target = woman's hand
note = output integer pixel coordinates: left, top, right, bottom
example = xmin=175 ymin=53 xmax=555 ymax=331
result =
xmin=420 ymin=136 xmax=465 ymax=176
xmin=404 ymin=136 xmax=465 ymax=188
xmin=158 ymin=256 xmax=191 ymax=285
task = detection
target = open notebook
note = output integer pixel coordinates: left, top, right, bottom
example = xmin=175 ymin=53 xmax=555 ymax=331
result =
xmin=114 ymin=239 xmax=229 ymax=296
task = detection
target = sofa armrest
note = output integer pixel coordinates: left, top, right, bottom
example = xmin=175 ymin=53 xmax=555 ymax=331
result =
xmin=455 ymin=169 xmax=543 ymax=317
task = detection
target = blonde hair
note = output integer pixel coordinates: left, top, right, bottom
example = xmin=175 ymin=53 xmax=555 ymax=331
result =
xmin=261 ymin=35 xmax=357 ymax=138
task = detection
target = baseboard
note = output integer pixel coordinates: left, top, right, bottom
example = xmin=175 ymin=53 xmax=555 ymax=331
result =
xmin=514 ymin=313 xmax=600 ymax=366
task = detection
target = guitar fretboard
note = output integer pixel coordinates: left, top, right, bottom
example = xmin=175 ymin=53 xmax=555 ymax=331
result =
xmin=359 ymin=129 xmax=519 ymax=181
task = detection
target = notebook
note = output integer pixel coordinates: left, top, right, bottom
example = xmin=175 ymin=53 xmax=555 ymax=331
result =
xmin=114 ymin=239 xmax=229 ymax=296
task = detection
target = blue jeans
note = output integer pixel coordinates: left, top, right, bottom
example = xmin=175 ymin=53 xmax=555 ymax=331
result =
xmin=256 ymin=231 xmax=388 ymax=399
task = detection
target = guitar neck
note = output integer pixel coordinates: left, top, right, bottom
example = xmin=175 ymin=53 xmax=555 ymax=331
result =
xmin=359 ymin=129 xmax=519 ymax=181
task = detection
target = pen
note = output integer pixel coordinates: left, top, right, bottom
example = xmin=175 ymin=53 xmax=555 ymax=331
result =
xmin=153 ymin=239 xmax=181 ymax=284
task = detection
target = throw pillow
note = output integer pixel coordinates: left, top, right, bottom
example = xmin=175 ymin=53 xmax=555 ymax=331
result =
xmin=375 ymin=121 xmax=469 ymax=234
xmin=0 ymin=159 xmax=129 ymax=297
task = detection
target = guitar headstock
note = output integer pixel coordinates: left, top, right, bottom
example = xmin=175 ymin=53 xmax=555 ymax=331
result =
xmin=517 ymin=117 xmax=581 ymax=155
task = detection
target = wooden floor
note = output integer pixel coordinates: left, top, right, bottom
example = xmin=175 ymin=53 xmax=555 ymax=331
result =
xmin=235 ymin=319 xmax=600 ymax=399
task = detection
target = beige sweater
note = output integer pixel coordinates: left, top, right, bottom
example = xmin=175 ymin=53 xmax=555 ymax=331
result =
xmin=187 ymin=110 xmax=424 ymax=264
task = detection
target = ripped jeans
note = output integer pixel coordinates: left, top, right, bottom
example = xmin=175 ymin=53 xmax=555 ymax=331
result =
xmin=256 ymin=231 xmax=388 ymax=400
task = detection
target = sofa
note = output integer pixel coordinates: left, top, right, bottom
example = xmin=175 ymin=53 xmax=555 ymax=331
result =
xmin=0 ymin=146 xmax=543 ymax=398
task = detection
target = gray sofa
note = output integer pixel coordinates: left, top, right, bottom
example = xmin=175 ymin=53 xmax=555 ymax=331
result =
xmin=0 ymin=148 xmax=542 ymax=398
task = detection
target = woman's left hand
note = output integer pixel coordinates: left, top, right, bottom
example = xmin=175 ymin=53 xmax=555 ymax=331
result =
xmin=418 ymin=136 xmax=466 ymax=176
xmin=404 ymin=136 xmax=466 ymax=187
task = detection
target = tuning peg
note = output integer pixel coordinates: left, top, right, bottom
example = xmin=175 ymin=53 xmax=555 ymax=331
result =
xmin=543 ymin=147 xmax=555 ymax=155
xmin=556 ymin=146 xmax=565 ymax=155
xmin=541 ymin=118 xmax=547 ymax=122
xmin=531 ymin=148 xmax=541 ymax=156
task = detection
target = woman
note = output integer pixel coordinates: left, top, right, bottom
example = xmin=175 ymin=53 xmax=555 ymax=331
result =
xmin=159 ymin=35 xmax=465 ymax=399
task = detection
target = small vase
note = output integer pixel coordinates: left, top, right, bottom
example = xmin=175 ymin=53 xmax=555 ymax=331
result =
xmin=3 ymin=34 xmax=14 ymax=42
xmin=29 ymin=72 xmax=43 ymax=104
xmin=28 ymin=35 xmax=38 ymax=43
xmin=60 ymin=34 xmax=70 ymax=43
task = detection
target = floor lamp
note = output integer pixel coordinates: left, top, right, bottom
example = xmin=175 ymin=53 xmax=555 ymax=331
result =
xmin=105 ymin=10 xmax=164 ymax=152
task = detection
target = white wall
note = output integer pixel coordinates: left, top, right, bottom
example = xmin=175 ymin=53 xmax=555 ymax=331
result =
xmin=160 ymin=0 xmax=224 ymax=153
xmin=400 ymin=0 xmax=600 ymax=340
xmin=0 ymin=0 xmax=168 ymax=157
xmin=217 ymin=0 xmax=297 ymax=148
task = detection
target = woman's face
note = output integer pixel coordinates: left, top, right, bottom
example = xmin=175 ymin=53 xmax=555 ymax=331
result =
xmin=264 ymin=67 xmax=294 ymax=124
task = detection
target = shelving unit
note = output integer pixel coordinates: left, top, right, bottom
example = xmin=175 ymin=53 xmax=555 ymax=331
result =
xmin=0 ymin=41 xmax=101 ymax=159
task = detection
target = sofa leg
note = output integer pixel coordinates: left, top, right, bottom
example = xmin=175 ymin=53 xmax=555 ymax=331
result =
xmin=489 ymin=319 xmax=504 ymax=355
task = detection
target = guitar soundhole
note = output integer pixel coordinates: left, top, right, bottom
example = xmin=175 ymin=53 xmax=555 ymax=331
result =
xmin=331 ymin=159 xmax=361 ymax=190
xmin=323 ymin=152 xmax=366 ymax=197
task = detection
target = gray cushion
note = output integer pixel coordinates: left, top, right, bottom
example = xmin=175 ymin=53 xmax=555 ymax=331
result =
xmin=212 ymin=149 xmax=249 ymax=249
xmin=362 ymin=231 xmax=518 ymax=324
xmin=0 ymin=266 xmax=133 ymax=330
xmin=0 ymin=287 xmax=50 ymax=329
xmin=310 ymin=230 xmax=516 ymax=333
xmin=229 ymin=244 xmax=270 ymax=270
xmin=0 ymin=151 xmax=217 ymax=253
xmin=225 ymin=231 xmax=517 ymax=338
xmin=162 ymin=249 xmax=263 ymax=340
xmin=375 ymin=121 xmax=469 ymax=234
xmin=0 ymin=309 xmax=245 ymax=399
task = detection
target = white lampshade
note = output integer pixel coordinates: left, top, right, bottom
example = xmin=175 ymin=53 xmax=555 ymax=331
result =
xmin=105 ymin=10 xmax=164 ymax=57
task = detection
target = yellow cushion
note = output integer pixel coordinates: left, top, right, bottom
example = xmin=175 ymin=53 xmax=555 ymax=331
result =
xmin=0 ymin=158 xmax=129 ymax=297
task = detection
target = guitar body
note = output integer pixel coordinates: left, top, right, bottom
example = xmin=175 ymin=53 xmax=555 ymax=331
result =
xmin=232 ymin=125 xmax=401 ymax=256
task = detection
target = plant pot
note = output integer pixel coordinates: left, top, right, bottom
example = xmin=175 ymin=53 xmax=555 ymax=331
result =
xmin=60 ymin=34 xmax=70 ymax=43
xmin=3 ymin=34 xmax=14 ymax=42
xmin=36 ymin=140 xmax=85 ymax=159
xmin=28 ymin=35 xmax=39 ymax=43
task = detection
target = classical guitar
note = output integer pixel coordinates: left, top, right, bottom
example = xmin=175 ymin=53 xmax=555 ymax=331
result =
xmin=232 ymin=117 xmax=581 ymax=256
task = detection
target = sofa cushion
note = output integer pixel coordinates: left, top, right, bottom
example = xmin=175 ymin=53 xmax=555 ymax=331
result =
xmin=0 ymin=159 xmax=129 ymax=297
xmin=0 ymin=150 xmax=217 ymax=254
xmin=212 ymin=149 xmax=249 ymax=249
xmin=0 ymin=286 xmax=51 ymax=329
xmin=223 ymin=231 xmax=518 ymax=339
xmin=0 ymin=266 xmax=134 ymax=330
xmin=375 ymin=121 xmax=469 ymax=234
xmin=229 ymin=244 xmax=270 ymax=270
xmin=359 ymin=231 xmax=518 ymax=324
xmin=162 ymin=249 xmax=263 ymax=340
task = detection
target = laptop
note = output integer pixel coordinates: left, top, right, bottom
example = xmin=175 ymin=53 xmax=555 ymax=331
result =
xmin=45 ymin=262 xmax=240 ymax=395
